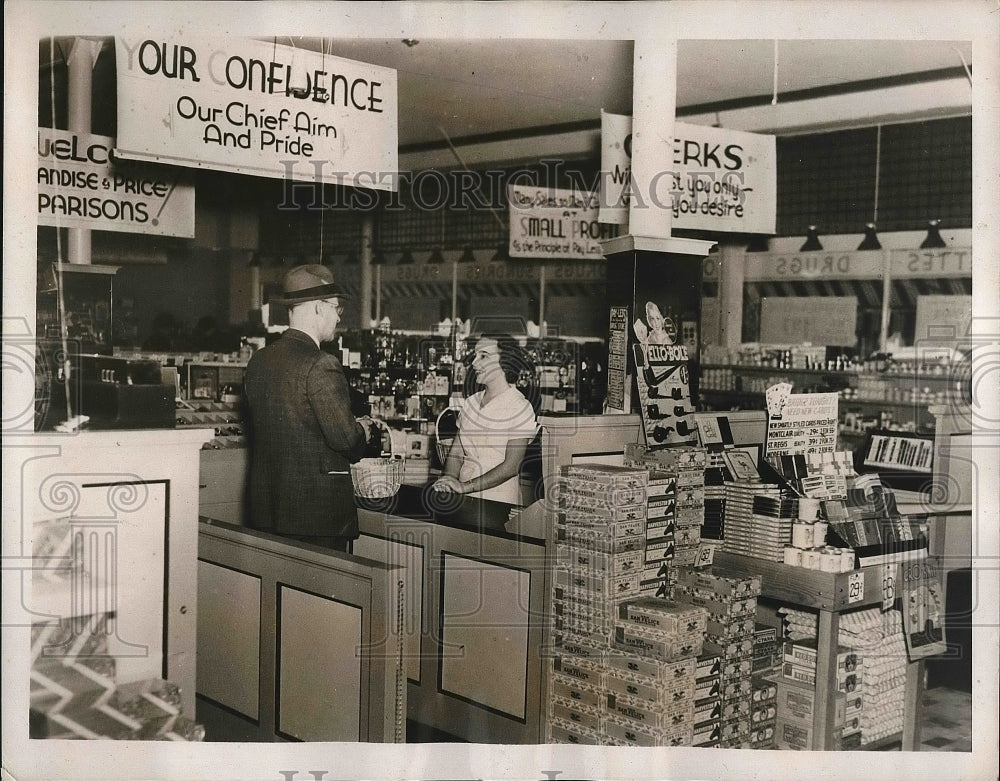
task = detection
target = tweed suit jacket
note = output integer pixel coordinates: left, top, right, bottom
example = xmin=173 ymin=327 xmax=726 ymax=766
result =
xmin=244 ymin=328 xmax=367 ymax=536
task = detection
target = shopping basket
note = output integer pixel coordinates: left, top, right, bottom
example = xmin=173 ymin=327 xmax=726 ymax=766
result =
xmin=434 ymin=406 xmax=461 ymax=465
xmin=350 ymin=419 xmax=404 ymax=499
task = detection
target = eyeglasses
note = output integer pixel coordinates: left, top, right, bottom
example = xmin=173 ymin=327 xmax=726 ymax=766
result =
xmin=321 ymin=299 xmax=345 ymax=316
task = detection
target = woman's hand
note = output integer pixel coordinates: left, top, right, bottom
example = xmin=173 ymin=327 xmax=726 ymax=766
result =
xmin=432 ymin=475 xmax=466 ymax=494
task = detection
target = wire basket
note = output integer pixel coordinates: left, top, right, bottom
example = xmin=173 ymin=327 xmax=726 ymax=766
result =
xmin=435 ymin=407 xmax=461 ymax=465
xmin=350 ymin=420 xmax=404 ymax=499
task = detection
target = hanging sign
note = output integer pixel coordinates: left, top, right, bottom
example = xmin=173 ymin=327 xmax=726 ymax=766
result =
xmin=507 ymin=184 xmax=616 ymax=259
xmin=599 ymin=112 xmax=776 ymax=233
xmin=114 ymin=37 xmax=398 ymax=189
xmin=37 ymin=128 xmax=195 ymax=237
xmin=763 ymin=389 xmax=839 ymax=457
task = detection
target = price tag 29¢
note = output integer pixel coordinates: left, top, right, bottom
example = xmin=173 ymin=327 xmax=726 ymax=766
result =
xmin=847 ymin=571 xmax=864 ymax=604
xmin=881 ymin=563 xmax=896 ymax=612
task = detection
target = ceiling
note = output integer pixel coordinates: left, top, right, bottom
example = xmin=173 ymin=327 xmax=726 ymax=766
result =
xmin=294 ymin=37 xmax=973 ymax=153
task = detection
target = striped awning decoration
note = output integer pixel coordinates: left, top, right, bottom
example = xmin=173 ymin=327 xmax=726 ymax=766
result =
xmin=745 ymin=275 xmax=972 ymax=311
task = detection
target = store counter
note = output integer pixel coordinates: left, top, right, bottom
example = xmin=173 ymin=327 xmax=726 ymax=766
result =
xmin=356 ymin=486 xmax=550 ymax=743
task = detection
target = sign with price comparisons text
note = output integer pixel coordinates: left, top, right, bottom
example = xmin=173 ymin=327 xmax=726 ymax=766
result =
xmin=37 ymin=128 xmax=195 ymax=237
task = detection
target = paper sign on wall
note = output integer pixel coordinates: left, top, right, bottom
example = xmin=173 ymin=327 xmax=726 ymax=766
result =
xmin=507 ymin=184 xmax=616 ymax=259
xmin=605 ymin=306 xmax=629 ymax=411
xmin=114 ymin=37 xmax=398 ymax=189
xmin=37 ymin=128 xmax=195 ymax=237
xmin=599 ymin=112 xmax=776 ymax=234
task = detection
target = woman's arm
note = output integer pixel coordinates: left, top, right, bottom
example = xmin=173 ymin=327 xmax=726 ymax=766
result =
xmin=452 ymin=437 xmax=530 ymax=495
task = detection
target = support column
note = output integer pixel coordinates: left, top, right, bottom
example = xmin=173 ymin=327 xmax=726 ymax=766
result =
xmin=65 ymin=37 xmax=102 ymax=265
xmin=718 ymin=242 xmax=746 ymax=354
xmin=629 ymin=38 xmax=677 ymax=238
xmin=360 ymin=214 xmax=374 ymax=328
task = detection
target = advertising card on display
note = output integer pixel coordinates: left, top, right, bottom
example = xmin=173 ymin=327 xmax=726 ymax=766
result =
xmin=599 ymin=112 xmax=776 ymax=233
xmin=37 ymin=128 xmax=195 ymax=237
xmin=114 ymin=37 xmax=398 ymax=188
xmin=632 ymin=308 xmax=698 ymax=447
xmin=901 ymin=560 xmax=947 ymax=660
xmin=606 ymin=305 xmax=630 ymax=411
xmin=763 ymin=388 xmax=838 ymax=457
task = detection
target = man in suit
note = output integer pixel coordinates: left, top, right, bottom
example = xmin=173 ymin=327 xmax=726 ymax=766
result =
xmin=244 ymin=264 xmax=372 ymax=551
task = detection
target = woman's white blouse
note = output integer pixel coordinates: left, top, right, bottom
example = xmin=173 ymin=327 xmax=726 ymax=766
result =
xmin=456 ymin=385 xmax=538 ymax=505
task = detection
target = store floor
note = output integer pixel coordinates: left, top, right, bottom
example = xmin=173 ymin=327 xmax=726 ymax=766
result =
xmin=198 ymin=685 xmax=971 ymax=748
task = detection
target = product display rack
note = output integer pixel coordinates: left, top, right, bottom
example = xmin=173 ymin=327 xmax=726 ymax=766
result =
xmin=714 ymin=551 xmax=923 ymax=751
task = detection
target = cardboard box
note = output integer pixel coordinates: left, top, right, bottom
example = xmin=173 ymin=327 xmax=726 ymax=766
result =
xmin=776 ymin=678 xmax=846 ymax=726
xmin=775 ymin=717 xmax=813 ymax=750
xmin=551 ymin=697 xmax=602 ymax=732
xmin=547 ymin=716 xmax=600 ymax=745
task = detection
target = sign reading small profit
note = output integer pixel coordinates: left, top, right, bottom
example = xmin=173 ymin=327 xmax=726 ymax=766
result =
xmin=114 ymin=37 xmax=398 ymax=189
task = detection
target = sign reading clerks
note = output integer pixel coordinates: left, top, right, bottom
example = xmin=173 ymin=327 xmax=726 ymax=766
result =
xmin=507 ymin=184 xmax=617 ymax=259
xmin=600 ymin=112 xmax=776 ymax=234
xmin=37 ymin=128 xmax=195 ymax=237
xmin=114 ymin=37 xmax=397 ymax=189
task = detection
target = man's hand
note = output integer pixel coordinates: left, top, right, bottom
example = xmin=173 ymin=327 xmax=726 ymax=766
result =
xmin=357 ymin=415 xmax=374 ymax=441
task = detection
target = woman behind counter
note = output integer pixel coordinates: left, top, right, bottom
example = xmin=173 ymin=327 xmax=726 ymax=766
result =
xmin=432 ymin=335 xmax=538 ymax=505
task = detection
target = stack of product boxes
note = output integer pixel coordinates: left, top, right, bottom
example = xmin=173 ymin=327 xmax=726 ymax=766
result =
xmin=640 ymin=470 xmax=679 ymax=598
xmin=549 ymin=464 xmax=649 ymax=743
xmin=672 ymin=566 xmax=762 ymax=748
xmin=604 ymin=597 xmax=708 ymax=746
xmin=776 ymin=639 xmax=861 ymax=750
xmin=548 ymin=464 xmax=710 ymax=746
xmin=748 ymin=675 xmax=778 ymax=749
xmin=692 ymin=642 xmax=724 ymax=746
xmin=625 ymin=444 xmax=709 ymax=576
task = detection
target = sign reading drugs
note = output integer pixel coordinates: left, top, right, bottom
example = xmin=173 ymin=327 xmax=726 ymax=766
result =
xmin=37 ymin=128 xmax=195 ymax=237
xmin=599 ymin=112 xmax=776 ymax=234
xmin=507 ymin=184 xmax=617 ymax=259
xmin=114 ymin=37 xmax=398 ymax=189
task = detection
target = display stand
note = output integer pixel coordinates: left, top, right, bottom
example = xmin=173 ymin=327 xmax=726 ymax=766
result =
xmin=715 ymin=551 xmax=923 ymax=751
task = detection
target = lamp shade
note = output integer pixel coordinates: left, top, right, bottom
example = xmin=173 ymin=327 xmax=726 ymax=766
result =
xmin=799 ymin=225 xmax=823 ymax=252
xmin=920 ymin=219 xmax=947 ymax=249
xmin=857 ymin=223 xmax=882 ymax=250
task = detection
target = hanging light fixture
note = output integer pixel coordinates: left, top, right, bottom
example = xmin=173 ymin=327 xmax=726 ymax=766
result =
xmin=799 ymin=225 xmax=823 ymax=252
xmin=857 ymin=223 xmax=882 ymax=251
xmin=427 ymin=247 xmax=445 ymax=264
xmin=398 ymin=249 xmax=415 ymax=265
xmin=920 ymin=219 xmax=947 ymax=249
xmin=459 ymin=245 xmax=476 ymax=263
xmin=490 ymin=243 xmax=509 ymax=262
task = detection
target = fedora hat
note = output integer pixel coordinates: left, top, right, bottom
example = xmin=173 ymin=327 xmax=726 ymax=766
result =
xmin=271 ymin=264 xmax=352 ymax=305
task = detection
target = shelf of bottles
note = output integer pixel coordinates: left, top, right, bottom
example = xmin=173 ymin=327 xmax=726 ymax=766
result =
xmin=698 ymin=346 xmax=969 ymax=436
xmin=336 ymin=327 xmax=608 ymax=424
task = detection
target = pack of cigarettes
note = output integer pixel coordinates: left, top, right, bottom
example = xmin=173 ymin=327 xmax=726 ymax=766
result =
xmin=626 ymin=444 xmax=707 ymax=471
xmin=675 ymin=567 xmax=762 ymax=599
xmin=551 ymin=672 xmax=604 ymax=710
xmin=603 ymin=714 xmax=692 ymax=747
xmin=558 ymin=545 xmax=644 ymax=575
xmin=783 ymin=639 xmax=860 ymax=672
xmin=646 ymin=498 xmax=676 ymax=519
xmin=676 ymin=488 xmax=705 ymax=508
xmin=692 ymin=720 xmax=722 ymax=746
xmin=550 ymin=696 xmax=603 ymax=732
xmin=558 ymin=526 xmax=646 ymax=553
xmin=618 ymin=597 xmax=708 ymax=636
xmin=605 ymin=692 xmax=694 ymax=731
xmin=604 ymin=651 xmax=696 ymax=682
xmin=552 ymin=653 xmax=606 ymax=684
xmin=558 ymin=500 xmax=647 ymax=521
xmin=613 ymin=625 xmax=700 ymax=661
xmin=604 ymin=671 xmax=694 ymax=706
xmin=706 ymin=616 xmax=756 ymax=641
xmin=564 ymin=463 xmax=649 ymax=490
xmin=647 ymin=471 xmax=678 ymax=497
xmin=552 ymin=630 xmax=610 ymax=660
xmin=782 ymin=662 xmax=861 ymax=692
xmin=546 ymin=716 xmax=600 ymax=745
